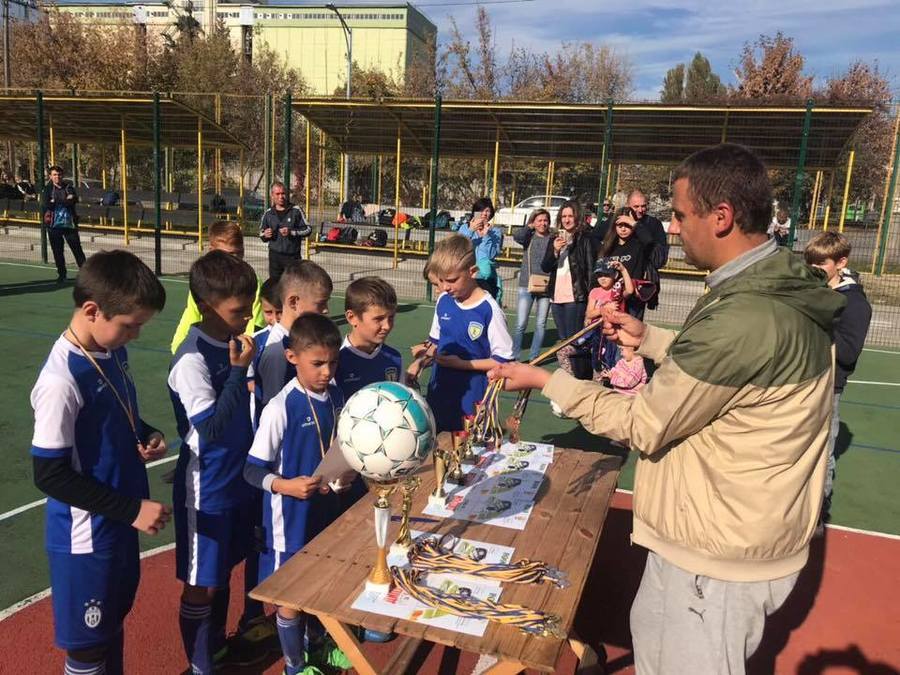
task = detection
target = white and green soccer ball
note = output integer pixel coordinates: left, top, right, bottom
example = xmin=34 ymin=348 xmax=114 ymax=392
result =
xmin=337 ymin=382 xmax=436 ymax=482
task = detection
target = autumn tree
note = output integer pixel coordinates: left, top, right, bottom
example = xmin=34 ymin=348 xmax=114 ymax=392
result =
xmin=733 ymin=32 xmax=812 ymax=102
xmin=660 ymin=63 xmax=685 ymax=103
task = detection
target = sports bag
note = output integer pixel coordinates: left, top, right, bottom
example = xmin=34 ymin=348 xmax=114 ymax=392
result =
xmin=339 ymin=227 xmax=358 ymax=244
xmin=326 ymin=226 xmax=342 ymax=242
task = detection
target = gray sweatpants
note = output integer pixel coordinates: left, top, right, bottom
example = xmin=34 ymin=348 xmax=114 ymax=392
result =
xmin=630 ymin=551 xmax=799 ymax=675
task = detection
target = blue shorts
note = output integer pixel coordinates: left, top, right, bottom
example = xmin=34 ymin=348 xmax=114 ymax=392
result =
xmin=175 ymin=503 xmax=254 ymax=587
xmin=48 ymin=536 xmax=140 ymax=650
xmin=258 ymin=547 xmax=299 ymax=585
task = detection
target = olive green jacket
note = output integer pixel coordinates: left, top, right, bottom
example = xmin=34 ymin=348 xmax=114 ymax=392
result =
xmin=544 ymin=247 xmax=845 ymax=581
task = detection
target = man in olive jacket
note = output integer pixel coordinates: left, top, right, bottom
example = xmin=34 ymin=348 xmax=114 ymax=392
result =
xmin=490 ymin=144 xmax=844 ymax=674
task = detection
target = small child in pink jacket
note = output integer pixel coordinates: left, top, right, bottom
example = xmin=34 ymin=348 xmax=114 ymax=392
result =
xmin=608 ymin=345 xmax=647 ymax=396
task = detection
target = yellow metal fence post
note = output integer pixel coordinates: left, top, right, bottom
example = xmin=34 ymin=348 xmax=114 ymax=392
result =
xmin=838 ymin=148 xmax=856 ymax=233
xmin=305 ymin=120 xmax=311 ymax=260
xmin=49 ymin=114 xmax=55 ymax=166
xmin=214 ymin=93 xmax=222 ymax=196
xmin=808 ymin=170 xmax=822 ymax=229
xmin=339 ymin=152 xmax=345 ymax=205
xmin=197 ymin=118 xmax=204 ymax=252
xmin=394 ymin=127 xmax=401 ymax=270
xmin=238 ymin=148 xmax=245 ymax=219
xmin=491 ymin=127 xmax=500 ymax=208
xmin=823 ymin=172 xmax=835 ymax=231
xmin=872 ymin=106 xmax=900 ymax=274
xmin=120 ymin=119 xmax=129 ymax=245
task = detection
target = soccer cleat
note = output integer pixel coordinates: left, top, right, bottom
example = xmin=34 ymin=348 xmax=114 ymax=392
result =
xmin=237 ymin=614 xmax=277 ymax=644
xmin=310 ymin=636 xmax=353 ymax=671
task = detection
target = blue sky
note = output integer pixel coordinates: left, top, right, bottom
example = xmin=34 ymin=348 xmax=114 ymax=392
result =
xmin=415 ymin=0 xmax=900 ymax=100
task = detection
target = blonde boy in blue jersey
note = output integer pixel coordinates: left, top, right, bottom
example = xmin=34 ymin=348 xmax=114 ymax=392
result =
xmin=245 ymin=313 xmax=353 ymax=674
xmin=426 ymin=234 xmax=514 ymax=431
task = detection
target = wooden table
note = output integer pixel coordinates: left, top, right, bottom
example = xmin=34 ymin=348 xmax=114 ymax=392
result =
xmin=251 ymin=447 xmax=622 ymax=674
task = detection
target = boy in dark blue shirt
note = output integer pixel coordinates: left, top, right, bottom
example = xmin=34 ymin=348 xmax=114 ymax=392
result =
xmin=168 ymin=251 xmax=258 ymax=675
xmin=30 ymin=250 xmax=169 ymax=675
xmin=245 ymin=314 xmax=353 ymax=673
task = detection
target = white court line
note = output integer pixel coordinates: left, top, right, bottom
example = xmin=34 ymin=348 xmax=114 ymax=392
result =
xmin=863 ymin=347 xmax=900 ymax=355
xmin=0 ymin=455 xmax=177 ymax=523
xmin=847 ymin=380 xmax=900 ymax=386
xmin=0 ymin=543 xmax=176 ymax=623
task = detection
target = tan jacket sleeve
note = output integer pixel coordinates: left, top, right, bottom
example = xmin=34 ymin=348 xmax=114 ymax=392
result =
xmin=636 ymin=324 xmax=678 ymax=365
xmin=542 ymin=359 xmax=738 ymax=456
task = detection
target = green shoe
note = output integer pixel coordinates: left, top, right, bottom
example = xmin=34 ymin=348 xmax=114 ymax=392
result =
xmin=311 ymin=637 xmax=352 ymax=671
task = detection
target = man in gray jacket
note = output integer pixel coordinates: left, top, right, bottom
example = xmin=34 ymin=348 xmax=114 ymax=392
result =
xmin=259 ymin=181 xmax=311 ymax=280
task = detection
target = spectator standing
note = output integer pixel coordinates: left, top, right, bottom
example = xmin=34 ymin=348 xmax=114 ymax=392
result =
xmin=259 ymin=181 xmax=311 ymax=281
xmin=492 ymin=143 xmax=844 ymax=674
xmin=769 ymin=207 xmax=791 ymax=246
xmin=457 ymin=197 xmax=503 ymax=301
xmin=626 ymin=189 xmax=669 ymax=311
xmin=15 ymin=174 xmax=37 ymax=200
xmin=600 ymin=207 xmax=658 ymax=320
xmin=541 ymin=199 xmax=598 ymax=341
xmin=512 ymin=208 xmax=553 ymax=361
xmin=41 ymin=165 xmax=86 ymax=283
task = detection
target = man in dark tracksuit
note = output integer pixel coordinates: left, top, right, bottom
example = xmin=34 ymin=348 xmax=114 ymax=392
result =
xmin=259 ymin=180 xmax=311 ymax=280
xmin=42 ymin=165 xmax=86 ymax=282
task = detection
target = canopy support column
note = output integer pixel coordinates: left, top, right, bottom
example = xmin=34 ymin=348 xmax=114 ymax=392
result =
xmin=283 ymin=91 xmax=292 ymax=192
xmin=197 ymin=118 xmax=204 ymax=252
xmin=788 ymin=98 xmax=813 ymax=247
xmin=36 ymin=91 xmax=47 ymax=263
xmin=153 ymin=92 xmax=162 ymax=276
xmin=597 ymin=100 xmax=613 ymax=206
xmin=808 ymin=170 xmax=822 ymax=229
xmin=426 ymin=94 xmax=442 ymax=302
xmin=304 ymin=119 xmax=311 ymax=259
xmin=837 ymin=148 xmax=856 ymax=233
xmin=120 ymin=116 xmax=129 ymax=245
xmin=823 ymin=172 xmax=835 ymax=231
xmin=393 ymin=126 xmax=401 ymax=270
xmin=874 ymin=106 xmax=900 ymax=275
xmin=263 ymin=94 xmax=272 ymax=210
xmin=491 ymin=127 xmax=500 ymax=210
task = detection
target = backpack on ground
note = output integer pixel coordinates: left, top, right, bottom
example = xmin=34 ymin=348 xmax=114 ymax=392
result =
xmin=326 ymin=226 xmax=342 ymax=242
xmin=339 ymin=226 xmax=358 ymax=244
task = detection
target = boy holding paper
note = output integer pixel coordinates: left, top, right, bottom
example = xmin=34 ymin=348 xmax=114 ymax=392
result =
xmin=243 ymin=313 xmax=353 ymax=674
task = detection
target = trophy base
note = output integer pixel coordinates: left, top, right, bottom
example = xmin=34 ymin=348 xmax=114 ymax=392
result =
xmin=427 ymin=493 xmax=447 ymax=508
xmin=365 ymin=579 xmax=392 ymax=595
xmin=389 ymin=542 xmax=411 ymax=557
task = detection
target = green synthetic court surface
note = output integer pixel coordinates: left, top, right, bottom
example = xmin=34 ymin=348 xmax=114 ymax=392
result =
xmin=2 ymin=260 xmax=899 ymax=610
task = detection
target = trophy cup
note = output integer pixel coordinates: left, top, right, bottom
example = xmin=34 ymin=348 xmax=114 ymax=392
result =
xmin=428 ymin=432 xmax=451 ymax=507
xmin=461 ymin=415 xmax=476 ymax=465
xmin=366 ymin=482 xmax=398 ymax=593
xmin=390 ymin=476 xmax=421 ymax=556
xmin=445 ymin=431 xmax=466 ymax=486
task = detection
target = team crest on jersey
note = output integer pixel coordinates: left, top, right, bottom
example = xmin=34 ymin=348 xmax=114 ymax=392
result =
xmin=467 ymin=322 xmax=484 ymax=340
xmin=384 ymin=367 xmax=399 ymax=382
xmin=83 ymin=599 xmax=103 ymax=629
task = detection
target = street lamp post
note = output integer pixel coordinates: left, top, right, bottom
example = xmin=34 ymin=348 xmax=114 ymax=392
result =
xmin=326 ymin=3 xmax=351 ymax=206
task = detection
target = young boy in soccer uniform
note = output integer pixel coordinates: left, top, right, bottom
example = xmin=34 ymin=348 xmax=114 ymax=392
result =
xmin=251 ymin=260 xmax=333 ymax=411
xmin=170 ymin=221 xmax=265 ymax=354
xmin=426 ymin=234 xmax=515 ymax=432
xmin=30 ymin=250 xmax=169 ymax=675
xmin=168 ymin=250 xmax=259 ymax=675
xmin=245 ymin=314 xmax=353 ymax=674
xmin=804 ymin=232 xmax=872 ymax=524
xmin=250 ymin=277 xmax=284 ymax=427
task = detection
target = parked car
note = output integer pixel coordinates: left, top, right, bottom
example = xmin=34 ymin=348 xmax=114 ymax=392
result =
xmin=494 ymin=195 xmax=572 ymax=228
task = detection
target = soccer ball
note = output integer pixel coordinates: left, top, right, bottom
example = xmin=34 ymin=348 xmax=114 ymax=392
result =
xmin=337 ymin=382 xmax=436 ymax=482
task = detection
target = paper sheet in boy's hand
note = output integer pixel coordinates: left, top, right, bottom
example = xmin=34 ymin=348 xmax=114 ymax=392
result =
xmin=313 ymin=438 xmax=357 ymax=492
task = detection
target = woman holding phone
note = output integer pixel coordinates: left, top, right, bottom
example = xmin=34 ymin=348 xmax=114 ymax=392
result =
xmin=512 ymin=208 xmax=553 ymax=361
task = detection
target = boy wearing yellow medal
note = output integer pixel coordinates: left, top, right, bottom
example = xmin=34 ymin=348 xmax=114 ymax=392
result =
xmin=30 ymin=250 xmax=170 ymax=675
xmin=244 ymin=313 xmax=353 ymax=674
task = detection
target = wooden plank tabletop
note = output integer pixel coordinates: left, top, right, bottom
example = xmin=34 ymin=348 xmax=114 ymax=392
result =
xmin=251 ymin=446 xmax=621 ymax=673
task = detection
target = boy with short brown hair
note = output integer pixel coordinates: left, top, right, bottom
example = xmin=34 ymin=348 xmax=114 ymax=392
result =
xmin=804 ymin=231 xmax=872 ymax=522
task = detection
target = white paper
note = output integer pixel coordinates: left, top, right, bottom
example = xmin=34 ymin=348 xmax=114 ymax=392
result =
xmin=312 ymin=437 xmax=356 ymax=491
xmin=350 ymin=531 xmax=515 ymax=637
xmin=421 ymin=440 xmax=553 ymax=530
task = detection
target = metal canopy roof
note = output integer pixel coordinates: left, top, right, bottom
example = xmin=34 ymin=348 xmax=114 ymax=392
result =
xmin=0 ymin=94 xmax=244 ymax=148
xmin=293 ymin=98 xmax=872 ymax=169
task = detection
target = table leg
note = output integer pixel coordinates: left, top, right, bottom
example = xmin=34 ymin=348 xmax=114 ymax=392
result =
xmin=316 ymin=614 xmax=378 ymax=675
xmin=569 ymin=632 xmax=601 ymax=673
xmin=480 ymin=658 xmax=526 ymax=675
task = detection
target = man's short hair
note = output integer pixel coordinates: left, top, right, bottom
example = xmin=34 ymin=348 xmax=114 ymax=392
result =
xmin=279 ymin=260 xmax=333 ymax=303
xmin=73 ymin=250 xmax=166 ymax=317
xmin=804 ymin=231 xmax=852 ymax=265
xmin=189 ymin=250 xmax=257 ymax=305
xmin=672 ymin=143 xmax=773 ymax=235
xmin=48 ymin=165 xmax=63 ymax=174
xmin=260 ymin=277 xmax=282 ymax=309
xmin=345 ymin=277 xmax=397 ymax=316
xmin=288 ymin=313 xmax=341 ymax=353
xmin=471 ymin=196 xmax=495 ymax=220
xmin=428 ymin=234 xmax=475 ymax=277
xmin=208 ymin=220 xmax=244 ymax=246
xmin=270 ymin=180 xmax=286 ymax=192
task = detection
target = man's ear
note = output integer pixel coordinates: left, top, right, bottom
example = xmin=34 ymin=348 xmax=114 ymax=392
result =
xmin=712 ymin=201 xmax=736 ymax=237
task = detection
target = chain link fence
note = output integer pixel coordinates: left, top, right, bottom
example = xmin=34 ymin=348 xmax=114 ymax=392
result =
xmin=2 ymin=93 xmax=898 ymax=346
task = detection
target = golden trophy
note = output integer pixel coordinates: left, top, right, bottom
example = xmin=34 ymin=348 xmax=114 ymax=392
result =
xmin=366 ymin=482 xmax=398 ymax=593
xmin=446 ymin=431 xmax=466 ymax=486
xmin=429 ymin=432 xmax=452 ymax=505
xmin=390 ymin=476 xmax=421 ymax=556
xmin=461 ymin=415 xmax=476 ymax=464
